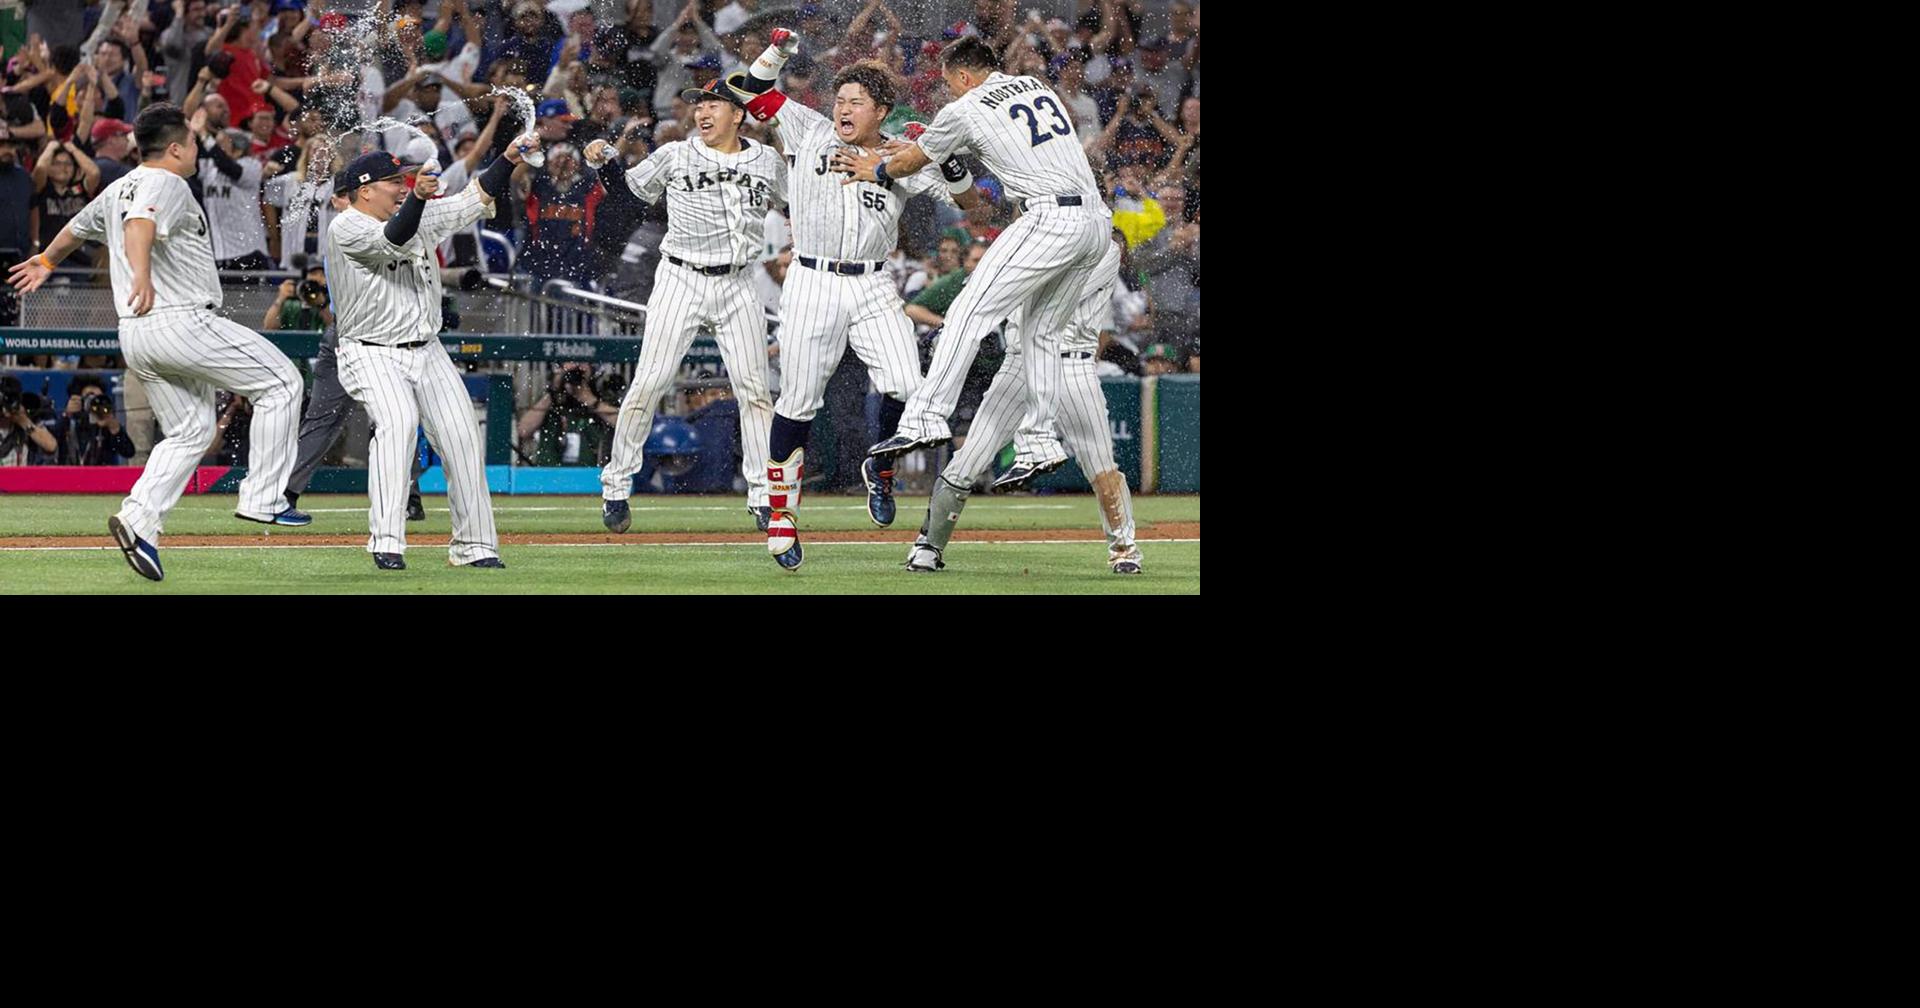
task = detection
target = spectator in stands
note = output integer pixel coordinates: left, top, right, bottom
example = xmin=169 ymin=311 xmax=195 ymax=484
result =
xmin=782 ymin=55 xmax=824 ymax=111
xmin=91 ymin=38 xmax=145 ymax=122
xmin=753 ymin=243 xmax=791 ymax=316
xmin=492 ymin=0 xmax=565 ymax=80
xmin=1091 ymin=53 xmax=1135 ymax=126
xmin=1138 ymin=342 xmax=1181 ymax=376
xmin=263 ymin=264 xmax=332 ymax=332
xmin=87 ymin=117 xmax=136 ymax=189
xmin=645 ymin=1 xmax=723 ymax=121
xmin=55 ymin=375 xmax=135 ymax=466
xmin=1173 ymin=95 xmax=1199 ymax=210
xmin=206 ymin=3 xmax=271 ymax=127
xmin=1 ymin=376 xmax=57 ymax=465
xmin=207 ymin=390 xmax=252 ymax=466
xmin=1133 ymin=34 xmax=1185 ymax=116
xmin=160 ymin=0 xmax=217 ymax=106
xmin=419 ymin=0 xmax=486 ymax=88
xmin=29 ymin=136 xmax=101 ymax=265
xmin=588 ymin=114 xmax=654 ymax=289
xmin=905 ymin=240 xmax=987 ymax=331
xmin=1051 ymin=51 xmax=1098 ymax=139
xmin=1132 ymin=214 xmax=1200 ymax=361
xmin=517 ymin=364 xmax=619 ymax=466
xmin=0 ymin=139 xmax=33 ymax=261
xmin=517 ymin=140 xmax=600 ymax=288
xmin=904 ymin=235 xmax=961 ymax=301
xmin=380 ymin=68 xmax=472 ymax=153
xmin=713 ymin=0 xmax=761 ymax=37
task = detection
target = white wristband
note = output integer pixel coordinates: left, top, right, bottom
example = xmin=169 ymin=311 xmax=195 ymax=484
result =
xmin=945 ymin=171 xmax=975 ymax=196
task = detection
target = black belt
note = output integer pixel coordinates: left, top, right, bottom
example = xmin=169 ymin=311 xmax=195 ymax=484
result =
xmin=1022 ymin=194 xmax=1087 ymax=210
xmin=668 ymin=255 xmax=744 ymax=275
xmin=1062 ymin=351 xmax=1093 ymax=360
xmin=798 ymin=256 xmax=886 ymax=276
xmin=346 ymin=337 xmax=430 ymax=349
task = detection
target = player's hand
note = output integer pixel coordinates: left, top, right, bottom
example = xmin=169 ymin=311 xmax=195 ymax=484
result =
xmin=413 ymin=169 xmax=440 ymax=198
xmin=128 ymin=275 xmax=156 ymax=316
xmin=188 ymin=107 xmax=207 ymax=136
xmin=251 ymin=78 xmax=271 ymax=94
xmin=277 ymin=279 xmax=297 ymax=299
xmin=65 ymin=394 xmax=82 ymax=416
xmin=583 ymin=138 xmax=613 ymax=167
xmin=6 ymin=255 xmax=52 ymax=295
xmin=828 ymin=146 xmax=884 ymax=184
xmin=770 ymin=28 xmax=801 ymax=58
xmin=877 ymin=137 xmax=913 ymax=156
xmin=504 ymin=131 xmax=541 ymax=164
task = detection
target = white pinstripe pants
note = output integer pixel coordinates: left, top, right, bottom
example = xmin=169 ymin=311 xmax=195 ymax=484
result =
xmin=115 ymin=308 xmax=303 ymax=545
xmin=336 ymin=339 xmax=499 ymax=562
xmin=944 ymin=350 xmax=1135 ymax=550
xmin=601 ymin=260 xmax=774 ymax=506
xmin=897 ymin=204 xmax=1110 ymax=462
xmin=774 ymin=263 xmax=922 ymax=421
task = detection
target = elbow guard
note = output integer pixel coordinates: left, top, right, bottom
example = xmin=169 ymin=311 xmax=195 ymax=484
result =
xmin=476 ymin=154 xmax=515 ymax=199
xmin=743 ymin=88 xmax=786 ymax=122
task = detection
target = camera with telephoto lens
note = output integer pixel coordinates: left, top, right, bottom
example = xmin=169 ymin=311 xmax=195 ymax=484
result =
xmin=299 ymin=279 xmax=329 ymax=307
xmin=85 ymin=390 xmax=114 ymax=417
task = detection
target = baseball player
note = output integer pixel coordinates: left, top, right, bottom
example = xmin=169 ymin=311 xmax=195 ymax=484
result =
xmin=834 ymin=36 xmax=1114 ymax=492
xmin=325 ymin=134 xmax=537 ymax=571
xmin=582 ymin=76 xmax=788 ymax=549
xmin=195 ymin=118 xmax=279 ymax=272
xmin=907 ymin=228 xmax=1142 ymax=575
xmin=7 ymin=103 xmax=310 ymax=583
xmin=723 ymin=31 xmax=983 ymax=569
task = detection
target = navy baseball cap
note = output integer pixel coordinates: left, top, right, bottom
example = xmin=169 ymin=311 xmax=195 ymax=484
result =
xmin=334 ymin=151 xmax=421 ymax=194
xmin=537 ymin=98 xmax=575 ymax=119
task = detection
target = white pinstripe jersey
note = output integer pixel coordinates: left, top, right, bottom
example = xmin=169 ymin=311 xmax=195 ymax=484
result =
xmin=915 ymin=71 xmax=1104 ymax=204
xmin=772 ymin=98 xmax=948 ymax=261
xmin=325 ymin=186 xmax=492 ymax=345
xmin=618 ymin=135 xmax=788 ymax=267
xmin=1004 ymin=236 xmax=1122 ymax=355
xmin=67 ymin=165 xmax=224 ymax=317
xmin=197 ymin=154 xmax=268 ymax=260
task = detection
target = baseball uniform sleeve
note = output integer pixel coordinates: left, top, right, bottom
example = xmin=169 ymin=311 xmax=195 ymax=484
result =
xmin=622 ymin=142 xmax=678 ymax=205
xmin=417 ymin=186 xmax=491 ymax=247
xmin=66 ymin=185 xmax=114 ymax=243
xmin=122 ymin=173 xmax=197 ymax=240
xmin=894 ymin=162 xmax=950 ymax=200
xmin=767 ymin=145 xmax=789 ymax=210
xmin=912 ymin=102 xmax=973 ymax=165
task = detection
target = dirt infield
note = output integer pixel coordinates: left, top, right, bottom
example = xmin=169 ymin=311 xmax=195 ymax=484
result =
xmin=0 ymin=522 xmax=1200 ymax=550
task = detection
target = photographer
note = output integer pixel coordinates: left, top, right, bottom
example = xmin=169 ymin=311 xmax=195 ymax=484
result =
xmin=516 ymin=363 xmax=619 ymax=466
xmin=588 ymin=113 xmax=654 ymax=287
xmin=263 ymin=264 xmax=331 ymax=330
xmin=1 ymin=376 xmax=58 ymax=465
xmin=53 ymin=375 xmax=135 ymax=466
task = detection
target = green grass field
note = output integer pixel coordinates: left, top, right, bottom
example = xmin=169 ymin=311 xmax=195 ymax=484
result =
xmin=0 ymin=493 xmax=1200 ymax=594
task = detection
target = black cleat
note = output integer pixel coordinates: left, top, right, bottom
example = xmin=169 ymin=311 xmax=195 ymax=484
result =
xmin=868 ymin=432 xmax=949 ymax=459
xmin=374 ymin=553 xmax=406 ymax=570
xmin=861 ymin=456 xmax=897 ymax=527
xmin=989 ymin=458 xmax=1066 ymax=493
xmin=1112 ymin=560 xmax=1142 ymax=575
xmin=462 ymin=557 xmax=506 ymax=568
xmin=407 ymin=495 xmax=426 ymax=521
xmin=108 ymin=516 xmax=164 ymax=581
xmin=603 ymin=498 xmax=631 ymax=533
xmin=749 ymin=506 xmax=771 ymax=532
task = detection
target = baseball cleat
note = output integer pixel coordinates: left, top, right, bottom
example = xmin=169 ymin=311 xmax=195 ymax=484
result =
xmin=767 ymin=511 xmax=801 ymax=570
xmin=374 ymin=553 xmax=406 ymax=570
xmin=988 ymin=457 xmax=1066 ymax=493
xmin=749 ymin=505 xmax=771 ymax=532
xmin=235 ymin=505 xmax=313 ymax=526
xmin=461 ymin=557 xmax=507 ymax=569
xmin=602 ymin=498 xmax=630 ymax=533
xmin=860 ymin=456 xmax=897 ymax=527
xmin=905 ymin=542 xmax=944 ymax=572
xmin=108 ymin=515 xmax=164 ymax=582
xmin=868 ymin=432 xmax=948 ymax=459
xmin=1112 ymin=560 xmax=1142 ymax=575
xmin=407 ymin=495 xmax=426 ymax=521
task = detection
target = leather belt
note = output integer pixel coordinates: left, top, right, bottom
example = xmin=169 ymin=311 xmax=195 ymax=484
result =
xmin=668 ymin=254 xmax=743 ymax=275
xmin=346 ymin=337 xmax=430 ymax=348
xmin=1022 ymin=194 xmax=1088 ymax=211
xmin=798 ymin=255 xmax=886 ymax=276
xmin=1062 ymin=351 xmax=1093 ymax=360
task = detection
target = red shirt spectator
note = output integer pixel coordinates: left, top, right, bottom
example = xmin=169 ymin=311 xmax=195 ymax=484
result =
xmin=215 ymin=44 xmax=270 ymax=127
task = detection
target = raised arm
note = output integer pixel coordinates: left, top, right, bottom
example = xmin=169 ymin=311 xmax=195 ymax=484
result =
xmin=69 ymin=140 xmax=102 ymax=192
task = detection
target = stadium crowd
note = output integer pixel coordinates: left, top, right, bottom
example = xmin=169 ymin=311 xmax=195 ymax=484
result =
xmin=1 ymin=0 xmax=1197 ymax=468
